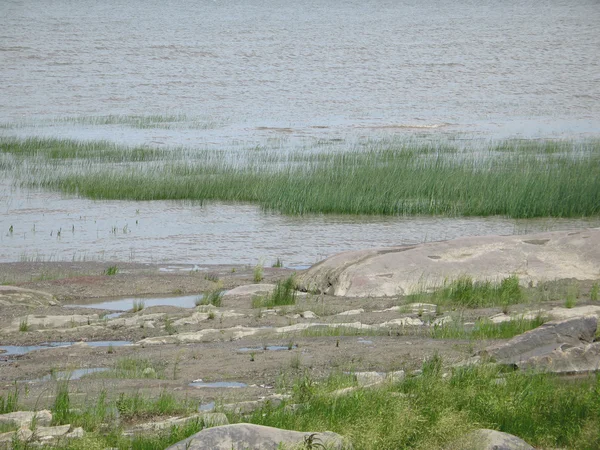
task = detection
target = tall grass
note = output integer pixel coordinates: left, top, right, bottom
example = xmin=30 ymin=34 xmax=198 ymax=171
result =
xmin=408 ymin=275 xmax=524 ymax=308
xmin=2 ymin=137 xmax=599 ymax=218
xmin=252 ymin=275 xmax=297 ymax=308
xmin=247 ymin=361 xmax=600 ymax=450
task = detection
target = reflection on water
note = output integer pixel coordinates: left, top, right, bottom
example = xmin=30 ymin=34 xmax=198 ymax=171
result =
xmin=1 ymin=182 xmax=598 ymax=266
xmin=0 ymin=341 xmax=132 ymax=357
xmin=68 ymin=295 xmax=200 ymax=311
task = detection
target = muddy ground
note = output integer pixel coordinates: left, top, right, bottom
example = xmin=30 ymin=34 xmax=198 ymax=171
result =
xmin=0 ymin=261 xmax=595 ymax=418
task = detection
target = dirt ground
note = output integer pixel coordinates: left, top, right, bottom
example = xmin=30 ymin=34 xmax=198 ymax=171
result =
xmin=0 ymin=261 xmax=593 ymax=414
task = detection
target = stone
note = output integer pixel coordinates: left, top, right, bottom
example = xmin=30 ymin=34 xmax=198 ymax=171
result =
xmin=380 ymin=317 xmax=424 ymax=327
xmin=124 ymin=413 xmax=228 ymax=436
xmin=297 ymin=229 xmax=600 ymax=297
xmin=65 ymin=427 xmax=85 ymax=439
xmin=447 ymin=428 xmax=534 ymax=450
xmin=165 ymin=423 xmax=349 ymax=450
xmin=480 ymin=315 xmax=597 ymax=365
xmin=34 ymin=424 xmax=71 ymax=441
xmin=336 ymin=309 xmax=364 ymax=316
xmin=0 ymin=410 xmax=52 ymax=428
xmin=301 ymin=311 xmax=318 ymax=319
xmin=0 ymin=286 xmax=58 ymax=307
xmin=354 ymin=371 xmax=385 ymax=386
xmin=7 ymin=314 xmax=99 ymax=332
xmin=518 ymin=342 xmax=600 ymax=374
xmin=223 ymin=284 xmax=276 ymax=298
xmin=15 ymin=427 xmax=33 ymax=442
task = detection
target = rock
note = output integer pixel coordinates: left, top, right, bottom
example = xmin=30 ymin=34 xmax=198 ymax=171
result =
xmin=0 ymin=410 xmax=52 ymax=428
xmin=301 ymin=311 xmax=318 ymax=319
xmin=405 ymin=303 xmax=437 ymax=314
xmin=34 ymin=424 xmax=71 ymax=441
xmin=336 ymin=309 xmax=364 ymax=316
xmin=221 ymin=395 xmax=288 ymax=415
xmin=65 ymin=427 xmax=85 ymax=439
xmin=0 ymin=431 xmax=15 ymax=444
xmin=380 ymin=317 xmax=424 ymax=327
xmin=480 ymin=315 xmax=597 ymax=365
xmin=142 ymin=367 xmax=157 ymax=378
xmin=544 ymin=305 xmax=600 ymax=320
xmin=297 ymin=229 xmax=600 ymax=297
xmin=138 ymin=325 xmax=261 ymax=345
xmin=15 ymin=427 xmax=33 ymax=442
xmin=223 ymin=284 xmax=276 ymax=298
xmin=7 ymin=314 xmax=99 ymax=332
xmin=488 ymin=313 xmax=513 ymax=324
xmin=165 ymin=423 xmax=349 ymax=450
xmin=518 ymin=342 xmax=600 ymax=374
xmin=0 ymin=286 xmax=57 ymax=307
xmin=354 ymin=371 xmax=385 ymax=386
xmin=447 ymin=428 xmax=534 ymax=450
xmin=124 ymin=413 xmax=228 ymax=435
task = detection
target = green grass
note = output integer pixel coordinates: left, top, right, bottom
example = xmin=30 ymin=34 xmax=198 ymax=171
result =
xmin=104 ymin=265 xmax=119 ymax=276
xmin=132 ymin=300 xmax=145 ymax=312
xmin=252 ymin=275 xmax=297 ymax=308
xmin=100 ymin=357 xmax=167 ymax=379
xmin=591 ymin=283 xmax=599 ymax=302
xmin=430 ymin=315 xmax=547 ymax=340
xmin=18 ymin=318 xmax=29 ymax=332
xmin=2 ymin=137 xmax=599 ymax=218
xmin=196 ymin=288 xmax=223 ymax=307
xmin=407 ymin=275 xmax=524 ymax=308
xmin=253 ymin=265 xmax=264 ymax=282
xmin=246 ymin=361 xmax=600 ymax=450
xmin=0 ymin=384 xmax=19 ymax=414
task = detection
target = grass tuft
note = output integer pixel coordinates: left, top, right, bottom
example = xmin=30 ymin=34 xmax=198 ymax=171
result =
xmin=252 ymin=275 xmax=297 ymax=308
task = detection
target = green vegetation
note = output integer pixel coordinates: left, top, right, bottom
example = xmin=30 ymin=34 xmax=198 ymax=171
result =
xmin=2 ymin=137 xmax=599 ymax=218
xmin=18 ymin=318 xmax=29 ymax=332
xmin=104 ymin=265 xmax=119 ymax=276
xmin=591 ymin=283 xmax=599 ymax=301
xmin=272 ymin=258 xmax=284 ymax=268
xmin=430 ymin=315 xmax=547 ymax=340
xmin=253 ymin=264 xmax=264 ymax=282
xmin=252 ymin=276 xmax=297 ymax=308
xmin=407 ymin=275 xmax=524 ymax=308
xmin=0 ymin=384 xmax=19 ymax=414
xmin=247 ymin=360 xmax=600 ymax=450
xmin=132 ymin=299 xmax=145 ymax=312
xmin=196 ymin=288 xmax=223 ymax=307
xmin=101 ymin=357 xmax=167 ymax=379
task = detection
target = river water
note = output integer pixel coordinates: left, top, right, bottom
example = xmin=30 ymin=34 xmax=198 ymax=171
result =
xmin=1 ymin=0 xmax=599 ymax=265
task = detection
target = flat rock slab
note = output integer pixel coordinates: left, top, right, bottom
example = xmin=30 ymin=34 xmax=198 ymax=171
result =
xmin=0 ymin=410 xmax=52 ymax=428
xmin=447 ymin=429 xmax=534 ymax=450
xmin=165 ymin=423 xmax=348 ymax=450
xmin=0 ymin=286 xmax=58 ymax=307
xmin=481 ymin=315 xmax=597 ymax=365
xmin=223 ymin=284 xmax=276 ymax=298
xmin=297 ymin=229 xmax=600 ymax=297
xmin=124 ymin=413 xmax=228 ymax=435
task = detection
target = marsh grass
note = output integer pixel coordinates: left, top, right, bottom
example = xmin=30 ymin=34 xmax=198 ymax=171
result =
xmin=2 ymin=137 xmax=599 ymax=218
xmin=407 ymin=275 xmax=524 ymax=308
xmin=132 ymin=300 xmax=145 ymax=312
xmin=18 ymin=318 xmax=29 ymax=332
xmin=104 ymin=265 xmax=119 ymax=276
xmin=103 ymin=357 xmax=167 ymax=379
xmin=252 ymin=276 xmax=297 ymax=308
xmin=0 ymin=384 xmax=19 ymax=414
xmin=591 ymin=283 xmax=599 ymax=302
xmin=253 ymin=265 xmax=264 ymax=282
xmin=248 ymin=360 xmax=600 ymax=450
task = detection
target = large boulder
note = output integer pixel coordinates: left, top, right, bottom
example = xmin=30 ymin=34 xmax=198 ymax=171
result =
xmin=447 ymin=429 xmax=534 ymax=450
xmin=165 ymin=423 xmax=349 ymax=450
xmin=480 ymin=315 xmax=597 ymax=365
xmin=0 ymin=286 xmax=58 ymax=307
xmin=518 ymin=342 xmax=600 ymax=374
xmin=297 ymin=229 xmax=600 ymax=297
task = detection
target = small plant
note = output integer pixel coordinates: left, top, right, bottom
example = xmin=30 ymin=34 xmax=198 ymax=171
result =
xmin=253 ymin=264 xmax=264 ymax=282
xmin=104 ymin=265 xmax=119 ymax=276
xmin=132 ymin=299 xmax=145 ymax=312
xmin=198 ymin=288 xmax=223 ymax=307
xmin=164 ymin=316 xmax=177 ymax=335
xmin=19 ymin=318 xmax=29 ymax=332
xmin=272 ymin=258 xmax=283 ymax=268
xmin=590 ymin=283 xmax=599 ymax=301
xmin=252 ymin=275 xmax=297 ymax=308
xmin=302 ymin=433 xmax=327 ymax=449
xmin=207 ymin=311 xmax=216 ymax=320
xmin=565 ymin=295 xmax=576 ymax=309
xmin=107 ymin=344 xmax=115 ymax=354
xmin=290 ymin=353 xmax=301 ymax=370
xmin=0 ymin=383 xmax=19 ymax=414
xmin=250 ymin=352 xmax=256 ymax=362
xmin=287 ymin=341 xmax=295 ymax=350
xmin=52 ymin=381 xmax=71 ymax=425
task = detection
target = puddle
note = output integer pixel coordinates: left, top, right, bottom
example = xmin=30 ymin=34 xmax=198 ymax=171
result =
xmin=0 ymin=341 xmax=132 ymax=357
xmin=29 ymin=367 xmax=110 ymax=382
xmin=67 ymin=295 xmax=201 ymax=311
xmin=104 ymin=312 xmax=124 ymax=319
xmin=357 ymin=338 xmax=374 ymax=345
xmin=189 ymin=380 xmax=247 ymax=388
xmin=238 ymin=345 xmax=297 ymax=353
xmin=198 ymin=401 xmax=216 ymax=412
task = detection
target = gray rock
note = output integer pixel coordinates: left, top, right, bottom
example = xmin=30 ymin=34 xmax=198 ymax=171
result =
xmin=297 ymin=229 xmax=600 ymax=297
xmin=65 ymin=427 xmax=85 ymax=439
xmin=518 ymin=341 xmax=600 ymax=374
xmin=480 ymin=315 xmax=597 ymax=365
xmin=165 ymin=423 xmax=349 ymax=450
xmin=447 ymin=429 xmax=534 ymax=450
xmin=125 ymin=413 xmax=229 ymax=435
xmin=0 ymin=410 xmax=52 ymax=428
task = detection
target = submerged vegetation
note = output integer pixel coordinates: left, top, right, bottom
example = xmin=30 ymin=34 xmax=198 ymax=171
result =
xmin=1 ymin=137 xmax=599 ymax=218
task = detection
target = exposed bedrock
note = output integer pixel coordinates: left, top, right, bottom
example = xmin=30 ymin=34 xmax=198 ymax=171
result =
xmin=297 ymin=228 xmax=600 ymax=297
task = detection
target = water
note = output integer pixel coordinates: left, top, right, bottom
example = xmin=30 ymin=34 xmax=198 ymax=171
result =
xmin=68 ymin=295 xmax=200 ymax=311
xmin=29 ymin=367 xmax=110 ymax=382
xmin=198 ymin=401 xmax=216 ymax=412
xmin=1 ymin=0 xmax=598 ymax=143
xmin=0 ymin=341 xmax=132 ymax=357
xmin=2 ymin=180 xmax=598 ymax=266
xmin=1 ymin=0 xmax=599 ymax=266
